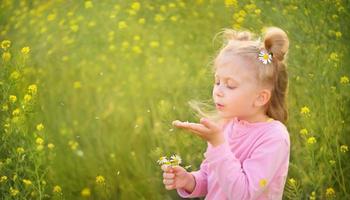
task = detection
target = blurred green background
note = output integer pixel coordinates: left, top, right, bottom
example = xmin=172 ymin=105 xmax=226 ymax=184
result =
xmin=0 ymin=0 xmax=349 ymax=199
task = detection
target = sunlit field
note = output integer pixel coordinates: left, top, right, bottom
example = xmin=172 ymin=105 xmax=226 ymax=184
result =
xmin=1 ymin=0 xmax=349 ymax=199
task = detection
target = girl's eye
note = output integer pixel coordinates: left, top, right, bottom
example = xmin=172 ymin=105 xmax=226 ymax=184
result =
xmin=214 ymin=82 xmax=235 ymax=89
xmin=228 ymin=86 xmax=236 ymax=89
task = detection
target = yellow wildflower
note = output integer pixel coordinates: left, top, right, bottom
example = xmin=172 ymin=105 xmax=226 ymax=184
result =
xmin=335 ymin=31 xmax=342 ymax=38
xmin=24 ymin=94 xmax=32 ymax=104
xmin=288 ymin=178 xmax=296 ymax=186
xmin=36 ymin=137 xmax=44 ymax=145
xmin=23 ymin=179 xmax=32 ymax=186
xmin=28 ymin=84 xmax=38 ymax=95
xmin=138 ymin=18 xmax=145 ymax=24
xmin=95 ymin=175 xmax=105 ymax=184
xmin=48 ymin=143 xmax=55 ymax=149
xmin=329 ymin=52 xmax=339 ymax=62
xmin=70 ymin=25 xmax=79 ymax=32
xmin=259 ymin=178 xmax=267 ymax=187
xmin=81 ymin=187 xmax=91 ymax=197
xmin=47 ymin=13 xmax=56 ymax=21
xmin=154 ymin=14 xmax=165 ymax=22
xmin=300 ymin=106 xmax=310 ymax=115
xmin=122 ymin=41 xmax=130 ymax=49
xmin=53 ymin=185 xmax=62 ymax=193
xmin=170 ymin=15 xmax=178 ymax=22
xmin=12 ymin=108 xmax=20 ymax=116
xmin=340 ymin=145 xmax=348 ymax=153
xmin=73 ymin=81 xmax=81 ymax=89
xmin=326 ymin=187 xmax=335 ymax=197
xmin=85 ymin=1 xmax=93 ymax=9
xmin=133 ymin=35 xmax=141 ymax=41
xmin=21 ymin=46 xmax=30 ymax=54
xmin=309 ymin=191 xmax=316 ymax=200
xmin=10 ymin=71 xmax=20 ymax=80
xmin=255 ymin=9 xmax=261 ymax=15
xmin=36 ymin=123 xmax=44 ymax=131
xmin=132 ymin=46 xmax=142 ymax=54
xmin=0 ymin=176 xmax=8 ymax=182
xmin=10 ymin=187 xmax=19 ymax=196
xmin=299 ymin=128 xmax=308 ymax=135
xmin=9 ymin=95 xmax=17 ymax=103
xmin=88 ymin=21 xmax=96 ymax=27
xmin=1 ymin=40 xmax=11 ymax=50
xmin=329 ymin=160 xmax=336 ymax=165
xmin=340 ymin=76 xmax=349 ymax=84
xmin=307 ymin=137 xmax=317 ymax=144
xmin=225 ymin=0 xmax=237 ymax=7
xmin=131 ymin=2 xmax=141 ymax=11
xmin=149 ymin=41 xmax=159 ymax=48
xmin=69 ymin=140 xmax=79 ymax=150
xmin=118 ymin=21 xmax=127 ymax=29
xmin=16 ymin=147 xmax=25 ymax=154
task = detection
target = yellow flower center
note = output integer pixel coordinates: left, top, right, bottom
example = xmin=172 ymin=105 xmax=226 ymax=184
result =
xmin=263 ymin=54 xmax=269 ymax=60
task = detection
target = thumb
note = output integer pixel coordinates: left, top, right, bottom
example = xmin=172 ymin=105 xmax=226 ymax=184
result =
xmin=170 ymin=165 xmax=186 ymax=174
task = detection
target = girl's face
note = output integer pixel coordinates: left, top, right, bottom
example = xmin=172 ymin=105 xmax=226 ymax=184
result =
xmin=212 ymin=56 xmax=261 ymax=120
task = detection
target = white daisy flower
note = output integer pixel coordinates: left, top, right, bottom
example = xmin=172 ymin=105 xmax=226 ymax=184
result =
xmin=170 ymin=154 xmax=182 ymax=165
xmin=157 ymin=156 xmax=169 ymax=165
xmin=258 ymin=51 xmax=272 ymax=64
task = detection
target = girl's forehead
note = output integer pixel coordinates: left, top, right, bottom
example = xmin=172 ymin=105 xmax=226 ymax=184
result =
xmin=215 ymin=62 xmax=252 ymax=82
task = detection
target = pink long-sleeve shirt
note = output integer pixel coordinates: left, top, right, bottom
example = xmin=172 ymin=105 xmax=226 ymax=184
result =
xmin=177 ymin=117 xmax=290 ymax=200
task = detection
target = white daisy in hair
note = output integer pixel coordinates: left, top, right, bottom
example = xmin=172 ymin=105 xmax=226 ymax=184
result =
xmin=258 ymin=50 xmax=273 ymax=64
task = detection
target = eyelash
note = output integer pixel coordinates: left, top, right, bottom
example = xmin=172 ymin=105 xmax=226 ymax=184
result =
xmin=214 ymin=81 xmax=236 ymax=89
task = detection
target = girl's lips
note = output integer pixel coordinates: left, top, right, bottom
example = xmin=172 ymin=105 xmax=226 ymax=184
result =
xmin=216 ymin=103 xmax=224 ymax=109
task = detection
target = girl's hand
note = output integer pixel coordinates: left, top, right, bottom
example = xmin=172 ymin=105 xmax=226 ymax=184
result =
xmin=161 ymin=164 xmax=195 ymax=192
xmin=172 ymin=118 xmax=225 ymax=147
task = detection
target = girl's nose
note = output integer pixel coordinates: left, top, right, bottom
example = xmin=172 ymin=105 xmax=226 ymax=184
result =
xmin=214 ymin=86 xmax=224 ymax=97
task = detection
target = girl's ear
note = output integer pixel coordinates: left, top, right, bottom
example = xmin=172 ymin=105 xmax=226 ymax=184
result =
xmin=254 ymin=89 xmax=271 ymax=107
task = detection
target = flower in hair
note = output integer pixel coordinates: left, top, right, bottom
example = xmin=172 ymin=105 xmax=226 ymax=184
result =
xmin=258 ymin=50 xmax=273 ymax=64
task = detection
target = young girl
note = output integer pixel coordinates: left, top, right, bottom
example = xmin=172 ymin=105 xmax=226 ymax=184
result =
xmin=161 ymin=27 xmax=291 ymax=200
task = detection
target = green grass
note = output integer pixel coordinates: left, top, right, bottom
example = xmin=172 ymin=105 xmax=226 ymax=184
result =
xmin=1 ymin=0 xmax=349 ymax=199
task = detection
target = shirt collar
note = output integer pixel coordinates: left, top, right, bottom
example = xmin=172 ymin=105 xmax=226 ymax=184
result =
xmin=232 ymin=116 xmax=275 ymax=128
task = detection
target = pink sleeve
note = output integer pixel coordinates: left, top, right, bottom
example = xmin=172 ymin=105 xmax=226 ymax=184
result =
xmin=176 ymin=120 xmax=232 ymax=198
xmin=176 ymin=154 xmax=209 ymax=198
xmin=204 ymin=134 xmax=289 ymax=200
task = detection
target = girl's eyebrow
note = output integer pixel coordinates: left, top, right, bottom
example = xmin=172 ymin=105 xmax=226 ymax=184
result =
xmin=214 ymin=74 xmax=239 ymax=83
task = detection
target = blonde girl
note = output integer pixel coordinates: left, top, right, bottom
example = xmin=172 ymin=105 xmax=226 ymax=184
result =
xmin=161 ymin=27 xmax=291 ymax=200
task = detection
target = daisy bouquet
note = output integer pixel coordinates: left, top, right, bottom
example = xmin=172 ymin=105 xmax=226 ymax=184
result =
xmin=157 ymin=154 xmax=191 ymax=169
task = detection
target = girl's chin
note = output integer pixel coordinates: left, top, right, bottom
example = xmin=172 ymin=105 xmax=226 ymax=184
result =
xmin=218 ymin=111 xmax=234 ymax=119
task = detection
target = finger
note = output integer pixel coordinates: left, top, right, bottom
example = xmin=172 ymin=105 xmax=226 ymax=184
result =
xmin=173 ymin=121 xmax=209 ymax=134
xmin=161 ymin=164 xmax=172 ymax=172
xmin=170 ymin=165 xmax=185 ymax=173
xmin=165 ymin=184 xmax=175 ymax=190
xmin=172 ymin=120 xmax=191 ymax=128
xmin=163 ymin=172 xmax=175 ymax=179
xmin=163 ymin=179 xmax=174 ymax=185
xmin=200 ymin=118 xmax=221 ymax=132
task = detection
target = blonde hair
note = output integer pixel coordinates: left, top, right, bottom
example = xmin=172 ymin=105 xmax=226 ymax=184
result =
xmin=189 ymin=27 xmax=290 ymax=125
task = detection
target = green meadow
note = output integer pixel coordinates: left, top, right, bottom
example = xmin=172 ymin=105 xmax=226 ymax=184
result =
xmin=0 ymin=0 xmax=349 ymax=199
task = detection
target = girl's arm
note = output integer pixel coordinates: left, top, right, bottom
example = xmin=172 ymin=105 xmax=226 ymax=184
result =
xmin=204 ymin=127 xmax=290 ymax=200
xmin=176 ymin=155 xmax=209 ymax=198
xmin=175 ymin=118 xmax=231 ymax=198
